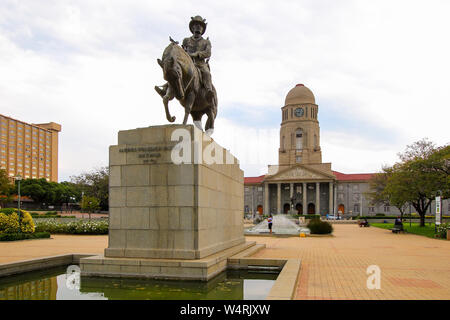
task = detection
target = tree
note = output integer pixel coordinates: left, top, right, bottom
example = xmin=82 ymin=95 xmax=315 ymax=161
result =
xmin=0 ymin=169 xmax=14 ymax=208
xmin=20 ymin=179 xmax=48 ymax=204
xmin=70 ymin=167 xmax=109 ymax=211
xmin=377 ymin=140 xmax=450 ymax=227
xmin=15 ymin=178 xmax=78 ymax=207
xmin=367 ymin=166 xmax=409 ymax=220
xmin=81 ymin=196 xmax=100 ymax=219
xmin=398 ymin=138 xmax=437 ymax=162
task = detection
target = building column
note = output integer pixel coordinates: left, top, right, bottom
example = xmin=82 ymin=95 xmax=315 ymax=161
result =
xmin=290 ymin=183 xmax=294 ymax=213
xmin=264 ymin=183 xmax=269 ymax=215
xmin=316 ymin=182 xmax=320 ymax=215
xmin=251 ymin=187 xmax=254 ymax=215
xmin=277 ymin=183 xmax=281 ymax=215
xmin=290 ymin=183 xmax=294 ymax=199
xmin=329 ymin=182 xmax=333 ymax=216
xmin=302 ymin=182 xmax=307 ymax=215
xmin=334 ymin=184 xmax=337 ymax=215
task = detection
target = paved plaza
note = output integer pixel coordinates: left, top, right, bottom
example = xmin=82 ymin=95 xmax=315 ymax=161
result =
xmin=1 ymin=224 xmax=449 ymax=300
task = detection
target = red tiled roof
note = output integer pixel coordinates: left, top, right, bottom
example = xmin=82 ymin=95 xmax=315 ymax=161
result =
xmin=0 ymin=195 xmax=34 ymax=202
xmin=244 ymin=175 xmax=265 ymax=184
xmin=332 ymin=171 xmax=375 ymax=181
xmin=244 ymin=172 xmax=375 ymax=184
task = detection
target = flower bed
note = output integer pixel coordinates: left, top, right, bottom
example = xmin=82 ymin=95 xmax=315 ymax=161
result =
xmin=34 ymin=219 xmax=108 ymax=235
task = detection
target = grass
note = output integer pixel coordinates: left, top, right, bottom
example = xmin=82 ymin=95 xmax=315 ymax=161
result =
xmin=371 ymin=222 xmax=440 ymax=239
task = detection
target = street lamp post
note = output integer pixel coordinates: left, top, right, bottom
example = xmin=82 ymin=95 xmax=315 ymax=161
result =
xmin=81 ymin=191 xmax=85 ymax=218
xmin=15 ymin=175 xmax=22 ymax=233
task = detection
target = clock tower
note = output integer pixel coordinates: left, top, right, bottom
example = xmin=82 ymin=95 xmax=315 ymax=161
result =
xmin=278 ymin=84 xmax=323 ymax=166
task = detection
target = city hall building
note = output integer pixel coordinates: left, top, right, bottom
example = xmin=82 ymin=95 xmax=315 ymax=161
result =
xmin=244 ymin=84 xmax=448 ymax=217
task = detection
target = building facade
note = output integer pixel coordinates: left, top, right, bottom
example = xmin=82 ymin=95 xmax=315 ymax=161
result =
xmin=0 ymin=114 xmax=61 ymax=182
xmin=244 ymin=85 xmax=449 ymax=217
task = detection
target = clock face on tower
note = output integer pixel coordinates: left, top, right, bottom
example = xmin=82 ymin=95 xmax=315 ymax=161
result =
xmin=295 ymin=108 xmax=304 ymax=117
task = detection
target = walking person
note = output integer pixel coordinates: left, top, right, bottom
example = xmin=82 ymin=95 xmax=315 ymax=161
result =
xmin=268 ymin=214 xmax=273 ymax=234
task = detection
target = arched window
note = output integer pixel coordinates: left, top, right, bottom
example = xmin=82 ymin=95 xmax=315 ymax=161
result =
xmin=281 ymin=136 xmax=285 ymax=150
xmin=296 ymin=129 xmax=303 ymax=150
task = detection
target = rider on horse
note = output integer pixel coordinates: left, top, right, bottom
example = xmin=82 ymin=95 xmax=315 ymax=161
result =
xmin=155 ymin=16 xmax=214 ymax=104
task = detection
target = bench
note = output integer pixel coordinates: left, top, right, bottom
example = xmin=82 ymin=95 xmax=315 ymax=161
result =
xmin=358 ymin=221 xmax=370 ymax=228
xmin=391 ymin=225 xmax=405 ymax=233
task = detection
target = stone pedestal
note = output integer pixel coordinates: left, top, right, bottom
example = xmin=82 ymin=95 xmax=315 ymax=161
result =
xmin=80 ymin=125 xmax=249 ymax=280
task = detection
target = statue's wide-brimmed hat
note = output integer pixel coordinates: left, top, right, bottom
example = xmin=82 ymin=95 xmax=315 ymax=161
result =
xmin=189 ymin=16 xmax=207 ymax=35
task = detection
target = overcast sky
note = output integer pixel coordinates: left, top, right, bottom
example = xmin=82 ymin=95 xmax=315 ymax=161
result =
xmin=1 ymin=0 xmax=449 ymax=182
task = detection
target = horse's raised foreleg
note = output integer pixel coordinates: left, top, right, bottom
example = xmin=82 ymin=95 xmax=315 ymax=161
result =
xmin=163 ymin=87 xmax=176 ymax=123
xmin=182 ymin=92 xmax=196 ymax=125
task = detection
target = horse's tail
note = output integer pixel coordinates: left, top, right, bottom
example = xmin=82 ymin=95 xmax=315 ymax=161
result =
xmin=211 ymin=87 xmax=218 ymax=119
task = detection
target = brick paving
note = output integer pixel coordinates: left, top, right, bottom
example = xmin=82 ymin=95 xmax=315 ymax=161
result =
xmin=0 ymin=224 xmax=449 ymax=299
xmin=250 ymin=224 xmax=450 ymax=300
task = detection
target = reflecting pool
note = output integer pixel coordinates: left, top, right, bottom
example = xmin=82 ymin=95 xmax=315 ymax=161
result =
xmin=0 ymin=266 xmax=278 ymax=300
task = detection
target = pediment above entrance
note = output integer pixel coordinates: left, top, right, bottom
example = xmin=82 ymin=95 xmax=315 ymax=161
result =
xmin=265 ymin=165 xmax=335 ymax=182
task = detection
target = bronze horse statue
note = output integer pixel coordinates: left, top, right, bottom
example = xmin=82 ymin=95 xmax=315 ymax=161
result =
xmin=156 ymin=39 xmax=217 ymax=134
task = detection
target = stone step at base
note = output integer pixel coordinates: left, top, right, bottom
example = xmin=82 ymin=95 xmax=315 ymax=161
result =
xmin=80 ymin=241 xmax=257 ymax=281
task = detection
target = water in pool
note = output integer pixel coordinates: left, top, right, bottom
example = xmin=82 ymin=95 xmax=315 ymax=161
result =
xmin=0 ymin=266 xmax=278 ymax=300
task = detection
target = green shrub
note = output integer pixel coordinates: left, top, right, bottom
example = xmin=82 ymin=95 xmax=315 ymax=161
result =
xmin=45 ymin=211 xmax=58 ymax=215
xmin=0 ymin=208 xmax=35 ymax=234
xmin=0 ymin=232 xmax=50 ymax=241
xmin=375 ymin=213 xmax=385 ymax=217
xmin=0 ymin=212 xmax=19 ymax=233
xmin=0 ymin=208 xmax=17 ymax=215
xmin=304 ymin=215 xmax=321 ymax=219
xmin=307 ymin=219 xmax=333 ymax=234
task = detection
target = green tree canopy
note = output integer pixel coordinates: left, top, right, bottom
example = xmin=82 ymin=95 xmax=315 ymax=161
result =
xmin=366 ymin=166 xmax=409 ymax=218
xmin=70 ymin=167 xmax=109 ymax=210
xmin=81 ymin=195 xmax=100 ymax=213
xmin=0 ymin=169 xmax=14 ymax=207
xmin=369 ymin=139 xmax=449 ymax=227
xmin=16 ymin=178 xmax=78 ymax=206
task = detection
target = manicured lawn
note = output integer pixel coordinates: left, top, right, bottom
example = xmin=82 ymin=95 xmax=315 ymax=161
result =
xmin=371 ymin=222 xmax=440 ymax=239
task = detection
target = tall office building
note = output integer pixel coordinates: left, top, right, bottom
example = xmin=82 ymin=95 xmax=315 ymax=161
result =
xmin=0 ymin=114 xmax=61 ymax=182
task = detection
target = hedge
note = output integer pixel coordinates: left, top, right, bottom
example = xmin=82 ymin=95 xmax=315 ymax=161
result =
xmin=307 ymin=219 xmax=333 ymax=234
xmin=0 ymin=232 xmax=51 ymax=242
xmin=31 ymin=215 xmax=76 ymax=219
xmin=353 ymin=216 xmax=450 ymax=220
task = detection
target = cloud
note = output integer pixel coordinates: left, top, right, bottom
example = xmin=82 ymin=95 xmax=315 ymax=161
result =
xmin=0 ymin=0 xmax=449 ymax=181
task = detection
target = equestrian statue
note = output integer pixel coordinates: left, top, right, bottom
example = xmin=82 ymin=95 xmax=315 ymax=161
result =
xmin=155 ymin=16 xmax=218 ymax=135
